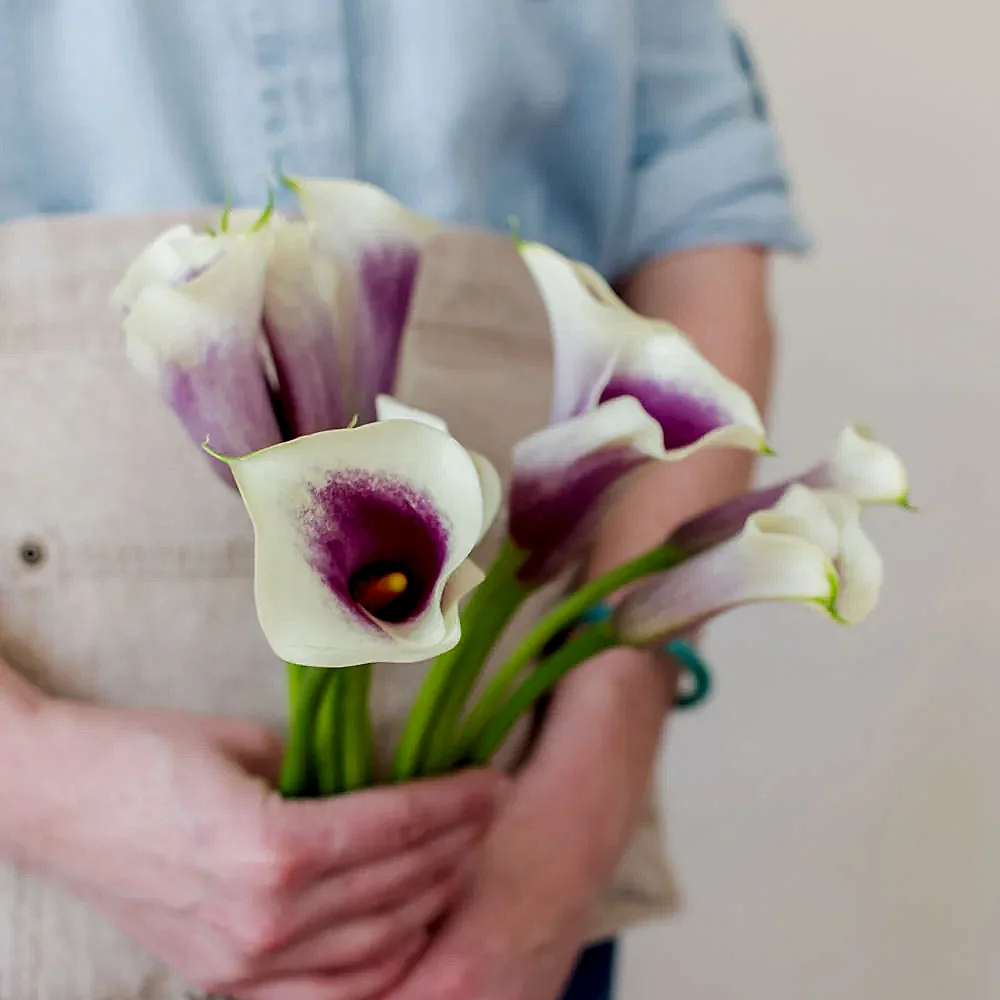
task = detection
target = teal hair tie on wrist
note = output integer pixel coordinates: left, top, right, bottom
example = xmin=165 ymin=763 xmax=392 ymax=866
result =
xmin=665 ymin=638 xmax=712 ymax=710
xmin=577 ymin=605 xmax=712 ymax=710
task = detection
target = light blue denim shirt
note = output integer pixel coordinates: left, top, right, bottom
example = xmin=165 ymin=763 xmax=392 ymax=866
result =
xmin=0 ymin=0 xmax=808 ymax=278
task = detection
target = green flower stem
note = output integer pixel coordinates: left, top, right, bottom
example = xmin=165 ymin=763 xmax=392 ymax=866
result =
xmin=342 ymin=664 xmax=374 ymax=793
xmin=279 ymin=664 xmax=331 ymax=798
xmin=468 ymin=622 xmax=620 ymax=765
xmin=391 ymin=542 xmax=531 ymax=782
xmin=420 ymin=545 xmax=534 ymax=776
xmin=286 ymin=660 xmax=303 ymax=718
xmin=453 ymin=543 xmax=684 ymax=762
xmin=314 ymin=670 xmax=345 ymax=796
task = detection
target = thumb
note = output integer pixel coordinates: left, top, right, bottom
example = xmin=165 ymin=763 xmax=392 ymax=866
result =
xmin=202 ymin=717 xmax=286 ymax=784
xmin=123 ymin=707 xmax=286 ymax=784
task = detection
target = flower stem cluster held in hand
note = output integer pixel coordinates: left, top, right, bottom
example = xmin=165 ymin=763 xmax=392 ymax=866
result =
xmin=0 ymin=691 xmax=508 ymax=999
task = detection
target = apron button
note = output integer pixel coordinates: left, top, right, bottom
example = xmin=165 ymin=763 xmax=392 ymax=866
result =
xmin=18 ymin=539 xmax=46 ymax=567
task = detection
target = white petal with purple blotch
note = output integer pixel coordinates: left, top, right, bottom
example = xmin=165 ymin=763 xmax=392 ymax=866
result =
xmin=509 ymin=396 xmax=664 ymax=580
xmin=803 ymin=424 xmax=910 ymax=506
xmin=291 ymin=177 xmax=440 ymax=420
xmin=263 ymin=218 xmax=349 ymax=436
xmin=599 ymin=330 xmax=768 ymax=455
xmin=222 ymin=420 xmax=494 ymax=668
xmin=519 ymin=242 xmax=769 ymax=455
xmin=615 ymin=509 xmax=839 ymax=645
xmin=375 ymin=395 xmax=503 ymax=539
xmin=121 ymin=229 xmax=281 ymax=478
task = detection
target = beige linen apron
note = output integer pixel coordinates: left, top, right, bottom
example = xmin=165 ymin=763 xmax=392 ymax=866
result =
xmin=0 ymin=214 xmax=677 ymax=1000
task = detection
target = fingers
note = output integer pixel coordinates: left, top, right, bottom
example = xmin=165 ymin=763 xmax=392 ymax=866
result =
xmin=234 ymin=934 xmax=426 ymax=1000
xmin=245 ymin=870 xmax=462 ymax=978
xmin=282 ymin=821 xmax=483 ymax=942
xmin=267 ymin=768 xmax=508 ymax=872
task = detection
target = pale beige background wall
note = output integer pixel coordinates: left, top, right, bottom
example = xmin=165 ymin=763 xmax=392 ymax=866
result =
xmin=624 ymin=1 xmax=999 ymax=997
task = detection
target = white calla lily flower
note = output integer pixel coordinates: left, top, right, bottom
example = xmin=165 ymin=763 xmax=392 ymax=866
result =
xmin=214 ymin=419 xmax=499 ymax=668
xmin=116 ymin=221 xmax=282 ymax=481
xmin=802 ymin=423 xmax=911 ymax=506
xmin=519 ymin=241 xmax=768 ymax=453
xmin=617 ymin=482 xmax=886 ymax=644
xmin=615 ymin=503 xmax=840 ymax=645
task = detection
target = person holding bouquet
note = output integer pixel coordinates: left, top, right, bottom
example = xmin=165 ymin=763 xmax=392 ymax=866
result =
xmin=0 ymin=2 xmax=815 ymax=998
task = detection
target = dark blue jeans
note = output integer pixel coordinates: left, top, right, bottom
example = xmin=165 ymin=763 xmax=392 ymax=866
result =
xmin=560 ymin=940 xmax=617 ymax=1000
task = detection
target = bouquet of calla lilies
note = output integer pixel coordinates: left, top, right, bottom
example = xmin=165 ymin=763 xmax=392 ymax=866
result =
xmin=112 ymin=176 xmax=912 ymax=798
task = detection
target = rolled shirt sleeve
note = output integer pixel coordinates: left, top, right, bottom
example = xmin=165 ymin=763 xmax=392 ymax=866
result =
xmin=616 ymin=0 xmax=811 ymax=276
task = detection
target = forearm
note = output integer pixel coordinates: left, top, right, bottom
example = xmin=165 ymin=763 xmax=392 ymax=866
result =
xmin=520 ymin=246 xmax=774 ymax=896
xmin=0 ymin=656 xmax=50 ymax=860
xmin=0 ymin=654 xmax=46 ymax=725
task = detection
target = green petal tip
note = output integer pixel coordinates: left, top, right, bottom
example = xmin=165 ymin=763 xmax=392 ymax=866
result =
xmin=202 ymin=439 xmax=236 ymax=465
xmin=507 ymin=216 xmax=525 ymax=250
xmin=219 ymin=186 xmax=233 ymax=234
xmin=820 ymin=570 xmax=848 ymax=623
xmin=251 ymin=185 xmax=276 ymax=232
xmin=759 ymin=442 xmax=778 ymax=456
xmin=279 ymin=172 xmax=301 ymax=194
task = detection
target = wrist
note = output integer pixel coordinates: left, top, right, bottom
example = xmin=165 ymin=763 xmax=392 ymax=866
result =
xmin=512 ymin=648 xmax=672 ymax=895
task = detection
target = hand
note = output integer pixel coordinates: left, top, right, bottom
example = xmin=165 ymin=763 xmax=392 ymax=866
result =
xmin=0 ymin=700 xmax=508 ymax=1000
xmin=382 ymin=645 xmax=676 ymax=1000
xmin=380 ymin=781 xmax=603 ymax=1000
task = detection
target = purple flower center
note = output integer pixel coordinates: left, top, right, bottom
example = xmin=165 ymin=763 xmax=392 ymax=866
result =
xmin=599 ymin=377 xmax=729 ymax=450
xmin=301 ymin=470 xmax=449 ymax=626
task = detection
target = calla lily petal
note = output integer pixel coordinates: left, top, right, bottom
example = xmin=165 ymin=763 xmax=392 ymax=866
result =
xmin=830 ymin=506 xmax=884 ymax=624
xmin=470 ymin=453 xmax=504 ymax=538
xmin=111 ymin=224 xmax=225 ymax=314
xmin=509 ymin=397 xmax=664 ymax=580
xmin=764 ymin=484 xmax=843 ymax=559
xmin=375 ymin=395 xmax=502 ymax=540
xmin=802 ymin=423 xmax=910 ymax=506
xmin=519 ymin=243 xmax=621 ymax=421
xmin=291 ymin=177 xmax=440 ymax=421
xmin=599 ymin=331 xmax=768 ymax=454
xmin=375 ymin=394 xmax=449 ymax=431
xmin=121 ymin=229 xmax=281 ymax=482
xmin=510 ymin=388 xmax=768 ymax=583
xmin=615 ymin=510 xmax=839 ymax=645
xmin=772 ymin=486 xmax=883 ymax=624
xmin=262 ymin=218 xmax=348 ymax=436
xmin=222 ymin=420 xmax=495 ymax=668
